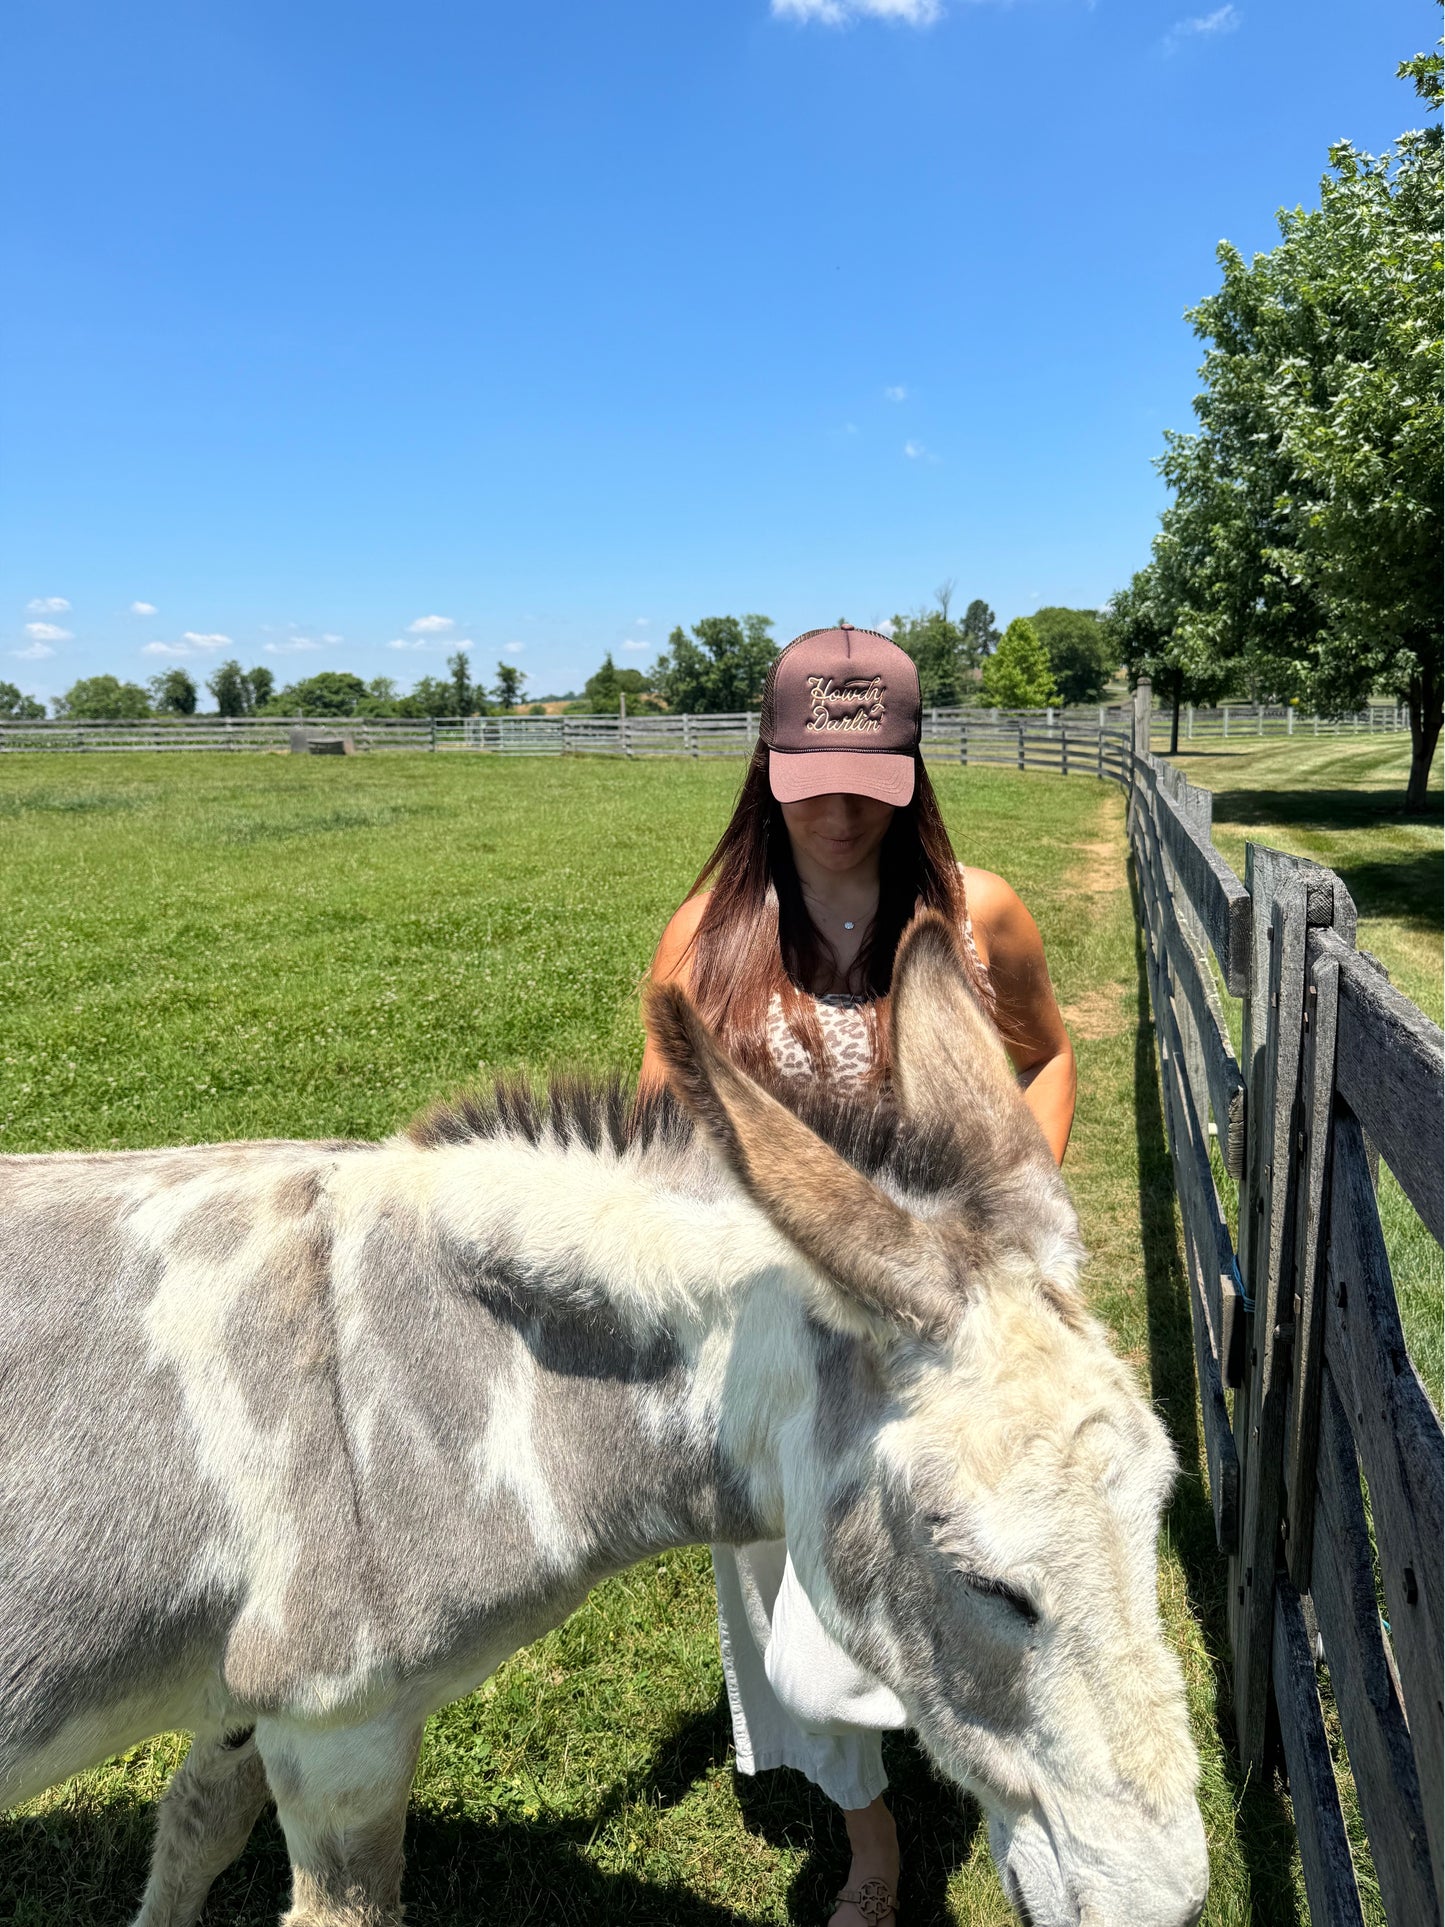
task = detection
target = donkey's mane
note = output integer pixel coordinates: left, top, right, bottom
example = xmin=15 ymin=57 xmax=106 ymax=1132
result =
xmin=406 ymin=1069 xmax=964 ymax=1198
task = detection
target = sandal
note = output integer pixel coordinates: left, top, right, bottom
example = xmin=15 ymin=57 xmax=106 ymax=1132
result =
xmin=833 ymin=1876 xmax=898 ymax=1925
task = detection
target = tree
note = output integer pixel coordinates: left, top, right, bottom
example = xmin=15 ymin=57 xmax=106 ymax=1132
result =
xmin=1111 ymin=43 xmax=1442 ymax=805
xmin=270 ymin=671 xmax=369 ymax=717
xmin=492 ymin=662 xmax=528 ymax=710
xmin=979 ymin=619 xmax=1058 ymax=709
xmin=892 ymin=588 xmax=971 ymax=706
xmin=207 ymin=660 xmax=250 ymax=717
xmin=148 ymin=668 xmax=198 ymax=716
xmin=0 ymin=681 xmax=45 ymax=720
xmin=53 ymin=674 xmax=152 ymax=720
xmin=394 ymin=675 xmax=458 ymax=720
xmin=579 ymin=653 xmax=654 ymax=711
xmin=649 ymin=627 xmax=713 ymax=712
xmin=246 ymin=666 xmax=275 ymax=711
xmin=356 ymin=676 xmax=400 ymax=717
xmin=647 ymin=614 xmax=778 ymax=712
xmin=1028 ymin=607 xmax=1118 ymax=707
xmin=447 ymin=651 xmax=475 ymax=715
xmin=959 ymin=599 xmax=1001 ymax=666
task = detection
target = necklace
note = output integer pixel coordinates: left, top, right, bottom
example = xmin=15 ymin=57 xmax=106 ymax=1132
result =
xmin=801 ymin=883 xmax=873 ymax=937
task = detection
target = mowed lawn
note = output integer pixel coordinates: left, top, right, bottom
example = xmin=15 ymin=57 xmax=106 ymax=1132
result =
xmin=0 ymin=748 xmax=1368 ymax=1925
xmin=1162 ymin=735 xmax=1443 ymax=1411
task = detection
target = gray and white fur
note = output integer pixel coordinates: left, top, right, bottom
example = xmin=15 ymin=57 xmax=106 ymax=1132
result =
xmin=0 ymin=912 xmax=1207 ymax=1926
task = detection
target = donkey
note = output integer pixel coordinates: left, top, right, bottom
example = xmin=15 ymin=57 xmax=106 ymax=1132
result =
xmin=0 ymin=912 xmax=1208 ymax=1927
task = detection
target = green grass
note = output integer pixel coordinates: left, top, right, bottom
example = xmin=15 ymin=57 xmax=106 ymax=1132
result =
xmin=0 ymin=750 xmax=1347 ymax=1923
xmin=1163 ymin=735 xmax=1443 ymax=1413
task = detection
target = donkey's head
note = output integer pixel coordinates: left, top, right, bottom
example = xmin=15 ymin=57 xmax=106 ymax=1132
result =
xmin=646 ymin=912 xmax=1207 ymax=1927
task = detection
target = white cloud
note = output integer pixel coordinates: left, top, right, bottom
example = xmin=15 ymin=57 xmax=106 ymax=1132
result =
xmin=26 ymin=596 xmax=71 ymax=614
xmin=1164 ymin=3 xmax=1239 ymax=49
xmin=505 ymin=640 xmax=524 ymax=654
xmin=634 ymin=616 xmax=650 ymax=626
xmin=407 ymin=613 xmax=455 ymax=634
xmin=903 ymin=440 xmax=928 ymax=459
xmin=622 ymin=640 xmax=649 ymax=652
xmin=25 ymin=621 xmax=72 ymax=642
xmin=14 ymin=642 xmax=56 ymax=660
xmin=884 ymin=385 xmax=908 ymax=402
xmin=773 ymin=0 xmax=942 ymax=22
xmin=264 ymin=638 xmax=323 ymax=654
xmin=142 ymin=642 xmax=195 ymax=658
xmin=130 ymin=600 xmax=157 ymax=615
xmin=321 ymin=632 xmax=343 ymax=643
xmin=388 ymin=637 xmax=428 ymax=651
xmin=181 ymin=631 xmax=230 ymax=648
xmin=877 ymin=618 xmax=896 ymax=636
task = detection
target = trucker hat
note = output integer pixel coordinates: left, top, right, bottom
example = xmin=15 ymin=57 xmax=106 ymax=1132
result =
xmin=761 ymin=623 xmax=921 ymax=807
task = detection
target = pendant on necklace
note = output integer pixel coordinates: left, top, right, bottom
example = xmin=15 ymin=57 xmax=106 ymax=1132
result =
xmin=843 ymin=920 xmax=855 ymax=931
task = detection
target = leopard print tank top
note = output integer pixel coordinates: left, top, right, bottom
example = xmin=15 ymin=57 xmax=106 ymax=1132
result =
xmin=764 ymin=914 xmax=992 ymax=1094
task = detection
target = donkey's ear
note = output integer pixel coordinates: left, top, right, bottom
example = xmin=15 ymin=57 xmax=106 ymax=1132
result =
xmin=890 ymin=911 xmax=1086 ymax=1305
xmin=890 ymin=910 xmax=1040 ymax=1166
xmin=644 ymin=983 xmax=958 ymax=1343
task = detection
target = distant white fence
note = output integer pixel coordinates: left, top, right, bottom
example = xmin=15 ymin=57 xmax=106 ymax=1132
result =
xmin=1152 ymin=703 xmax=1407 ymax=744
xmin=0 ymin=707 xmax=1134 ymax=774
xmin=2 ymin=700 xmax=1406 ymax=757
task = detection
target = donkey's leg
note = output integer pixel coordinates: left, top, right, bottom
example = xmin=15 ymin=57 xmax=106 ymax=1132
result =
xmin=131 ymin=1726 xmax=271 ymax=1927
xmin=255 ymin=1711 xmax=424 ymax=1927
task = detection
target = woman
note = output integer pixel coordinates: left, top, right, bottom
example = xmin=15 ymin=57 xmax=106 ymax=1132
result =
xmin=639 ymin=624 xmax=1075 ymax=1927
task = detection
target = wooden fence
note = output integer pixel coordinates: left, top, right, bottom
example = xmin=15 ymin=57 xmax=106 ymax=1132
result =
xmin=1151 ymin=702 xmax=1407 ymax=745
xmin=1127 ymin=680 xmax=1442 ymax=1925
xmin=0 ymin=707 xmax=1135 ymax=775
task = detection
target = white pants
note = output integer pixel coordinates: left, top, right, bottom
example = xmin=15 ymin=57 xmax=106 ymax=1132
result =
xmin=712 ymin=1539 xmax=907 ymax=1812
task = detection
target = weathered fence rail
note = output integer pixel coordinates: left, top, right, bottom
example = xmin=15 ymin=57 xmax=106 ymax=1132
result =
xmin=1 ymin=701 xmax=1399 ymax=754
xmin=0 ymin=706 xmax=1135 ymax=774
xmin=1151 ymin=701 xmax=1407 ymax=744
xmin=1126 ymin=680 xmax=1443 ymax=1925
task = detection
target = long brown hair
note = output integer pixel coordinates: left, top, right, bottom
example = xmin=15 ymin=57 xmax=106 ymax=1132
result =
xmin=678 ymin=741 xmax=987 ymax=1086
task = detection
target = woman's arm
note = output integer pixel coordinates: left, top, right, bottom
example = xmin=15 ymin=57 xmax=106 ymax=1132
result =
xmin=637 ymin=893 xmax=710 ymax=1098
xmin=964 ymin=869 xmax=1076 ymax=1166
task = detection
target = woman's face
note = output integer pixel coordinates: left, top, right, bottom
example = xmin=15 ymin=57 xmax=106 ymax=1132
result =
xmin=779 ymin=792 xmax=895 ymax=874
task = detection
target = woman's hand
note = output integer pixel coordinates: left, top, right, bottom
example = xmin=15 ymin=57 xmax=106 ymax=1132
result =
xmin=963 ymin=869 xmax=1076 ymax=1166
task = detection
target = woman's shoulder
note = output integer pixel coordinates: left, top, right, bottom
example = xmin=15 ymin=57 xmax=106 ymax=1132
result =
xmin=957 ymin=864 xmax=1022 ymax=925
xmin=650 ymin=890 xmax=712 ymax=989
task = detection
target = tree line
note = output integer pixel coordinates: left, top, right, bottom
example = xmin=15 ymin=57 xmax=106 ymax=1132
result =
xmin=1 ymin=599 xmax=1120 ymax=727
xmin=1102 ymin=34 xmax=1442 ymax=809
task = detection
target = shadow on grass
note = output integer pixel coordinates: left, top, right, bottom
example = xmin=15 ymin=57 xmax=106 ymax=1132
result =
xmin=1128 ymin=861 xmax=1302 ymax=1925
xmin=734 ymin=1722 xmax=984 ymax=1927
xmin=0 ymin=1695 xmax=980 ymax=1926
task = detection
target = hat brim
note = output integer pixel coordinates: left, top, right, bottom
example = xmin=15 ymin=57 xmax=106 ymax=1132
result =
xmin=768 ymin=748 xmax=916 ymax=807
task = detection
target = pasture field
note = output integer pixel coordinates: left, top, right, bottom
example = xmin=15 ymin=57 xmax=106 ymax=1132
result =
xmin=0 ymin=745 xmax=1425 ymax=1925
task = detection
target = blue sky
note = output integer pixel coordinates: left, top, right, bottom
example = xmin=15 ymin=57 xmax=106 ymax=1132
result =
xmin=2 ymin=0 xmax=1430 ymax=705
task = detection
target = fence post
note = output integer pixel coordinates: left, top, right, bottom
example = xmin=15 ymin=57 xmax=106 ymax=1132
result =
xmin=1223 ymin=704 xmax=1230 ymax=739
xmin=960 ymin=719 xmax=968 ymax=767
xmin=1132 ymin=677 xmax=1152 ymax=756
xmin=1096 ymin=727 xmax=1103 ymax=780
xmin=746 ymin=710 xmax=756 ymax=747
xmin=1231 ymin=849 xmax=1342 ymax=1771
xmin=1060 ymin=724 xmax=1068 ymax=777
xmin=620 ymin=693 xmax=630 ymax=758
xmin=1288 ymin=708 xmax=1294 ymax=736
xmin=1017 ymin=721 xmax=1025 ymax=770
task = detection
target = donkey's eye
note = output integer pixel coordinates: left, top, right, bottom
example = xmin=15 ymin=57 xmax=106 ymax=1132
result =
xmin=962 ymin=1572 xmax=1039 ymax=1625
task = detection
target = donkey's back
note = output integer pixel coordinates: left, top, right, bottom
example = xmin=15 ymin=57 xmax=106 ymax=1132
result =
xmin=0 ymin=1138 xmax=376 ymax=1807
